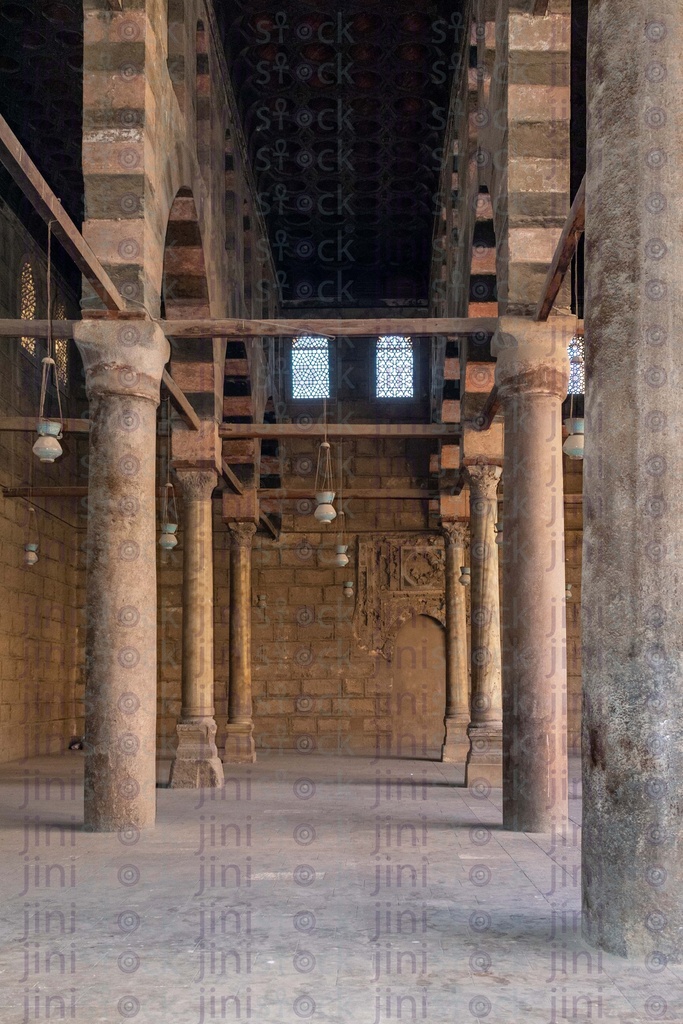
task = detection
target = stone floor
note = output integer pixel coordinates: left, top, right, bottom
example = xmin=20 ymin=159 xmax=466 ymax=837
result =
xmin=0 ymin=752 xmax=681 ymax=1023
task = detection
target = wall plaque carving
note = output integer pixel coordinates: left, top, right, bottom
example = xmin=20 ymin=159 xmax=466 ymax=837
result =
xmin=353 ymin=534 xmax=446 ymax=660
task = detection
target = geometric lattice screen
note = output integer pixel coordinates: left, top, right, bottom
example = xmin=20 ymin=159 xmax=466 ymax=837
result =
xmin=376 ymin=335 xmax=413 ymax=398
xmin=567 ymin=334 xmax=585 ymax=395
xmin=20 ymin=260 xmax=37 ymax=356
xmin=291 ymin=335 xmax=330 ymax=398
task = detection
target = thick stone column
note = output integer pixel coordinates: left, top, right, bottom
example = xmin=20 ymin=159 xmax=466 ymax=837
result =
xmin=582 ymin=1 xmax=683 ymax=960
xmin=464 ymin=465 xmax=503 ymax=788
xmin=441 ymin=520 xmax=470 ymax=764
xmin=494 ymin=316 xmax=572 ymax=833
xmin=224 ymin=521 xmax=257 ymax=763
xmin=169 ymin=468 xmax=224 ymax=789
xmin=73 ymin=320 xmax=169 ymax=831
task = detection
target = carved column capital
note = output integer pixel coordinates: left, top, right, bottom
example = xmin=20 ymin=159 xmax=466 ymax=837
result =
xmin=441 ymin=520 xmax=468 ymax=548
xmin=73 ymin=320 xmax=170 ymax=405
xmin=493 ymin=315 xmax=574 ymax=401
xmin=228 ymin=520 xmax=257 ymax=547
xmin=174 ymin=467 xmax=218 ymax=503
xmin=466 ymin=464 xmax=502 ymax=501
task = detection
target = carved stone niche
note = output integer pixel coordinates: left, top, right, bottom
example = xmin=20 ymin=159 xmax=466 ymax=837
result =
xmin=353 ymin=534 xmax=446 ymax=660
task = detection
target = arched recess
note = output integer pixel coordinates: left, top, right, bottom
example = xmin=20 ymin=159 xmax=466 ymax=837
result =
xmin=372 ymin=615 xmax=447 ymax=760
xmin=162 ymin=187 xmax=223 ymax=428
xmin=167 ymin=0 xmax=187 ymax=111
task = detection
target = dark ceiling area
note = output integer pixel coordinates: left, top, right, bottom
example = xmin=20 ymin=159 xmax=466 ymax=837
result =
xmin=0 ymin=0 xmax=84 ymax=292
xmin=217 ymin=0 xmax=466 ymax=307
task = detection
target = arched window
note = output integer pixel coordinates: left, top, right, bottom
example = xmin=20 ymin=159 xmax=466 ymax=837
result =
xmin=20 ymin=259 xmax=37 ymax=355
xmin=376 ymin=336 xmax=413 ymax=398
xmin=291 ymin=336 xmax=330 ymax=399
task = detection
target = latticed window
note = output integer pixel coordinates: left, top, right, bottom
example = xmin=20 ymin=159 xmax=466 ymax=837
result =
xmin=376 ymin=335 xmax=413 ymax=398
xmin=291 ymin=335 xmax=330 ymax=399
xmin=20 ymin=260 xmax=37 ymax=355
xmin=567 ymin=334 xmax=585 ymax=395
xmin=54 ymin=301 xmax=68 ymax=390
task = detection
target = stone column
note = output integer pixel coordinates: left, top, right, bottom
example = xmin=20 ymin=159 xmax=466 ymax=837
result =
xmin=169 ymin=468 xmax=224 ymax=789
xmin=582 ymin=0 xmax=683 ymax=960
xmin=224 ymin=521 xmax=257 ymax=763
xmin=441 ymin=520 xmax=470 ymax=764
xmin=73 ymin=320 xmax=169 ymax=831
xmin=464 ymin=465 xmax=503 ymax=788
xmin=494 ymin=316 xmax=572 ymax=833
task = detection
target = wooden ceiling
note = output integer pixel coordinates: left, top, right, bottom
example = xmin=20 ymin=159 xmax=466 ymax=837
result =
xmin=219 ymin=0 xmax=467 ymax=307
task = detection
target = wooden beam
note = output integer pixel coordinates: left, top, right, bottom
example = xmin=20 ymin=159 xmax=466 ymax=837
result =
xmin=220 ymin=423 xmax=460 ymax=439
xmin=161 ymin=369 xmax=201 ymax=431
xmin=259 ymin=510 xmax=279 ymax=539
xmin=0 ymin=417 xmax=90 ymax=433
xmin=472 ymin=386 xmax=501 ymax=431
xmin=2 ymin=316 xmax=500 ymax=341
xmin=221 ymin=459 xmax=244 ymax=495
xmin=0 ymin=114 xmax=126 ymax=312
xmin=258 ymin=488 xmax=433 ymax=500
xmin=161 ymin=316 xmax=499 ymax=339
xmin=3 ymin=487 xmax=88 ymax=498
xmin=534 ymin=175 xmax=586 ymax=322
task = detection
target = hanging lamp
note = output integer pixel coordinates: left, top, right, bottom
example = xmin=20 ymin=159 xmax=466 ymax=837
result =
xmin=494 ymin=520 xmax=503 ymax=546
xmin=33 ymin=222 xmax=63 ymax=464
xmin=313 ymin=399 xmax=336 ymax=524
xmin=459 ymin=566 xmax=471 ymax=586
xmin=24 ymin=505 xmax=39 ymax=566
xmin=343 ymin=580 xmax=354 ymax=598
xmin=159 ymin=399 xmax=179 ymax=549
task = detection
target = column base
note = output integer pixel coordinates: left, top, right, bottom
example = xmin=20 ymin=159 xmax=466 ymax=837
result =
xmin=223 ymin=723 xmax=256 ymax=764
xmin=441 ymin=716 xmax=470 ymax=764
xmin=464 ymin=723 xmax=503 ymax=789
xmin=169 ymin=721 xmax=225 ymax=789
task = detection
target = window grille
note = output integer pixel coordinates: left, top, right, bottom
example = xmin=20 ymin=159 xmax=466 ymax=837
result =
xmin=376 ymin=335 xmax=413 ymax=398
xmin=20 ymin=261 xmax=36 ymax=355
xmin=54 ymin=301 xmax=69 ymax=390
xmin=567 ymin=334 xmax=585 ymax=395
xmin=291 ymin=336 xmax=330 ymax=399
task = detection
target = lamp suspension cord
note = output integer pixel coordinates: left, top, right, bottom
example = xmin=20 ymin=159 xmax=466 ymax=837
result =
xmin=39 ymin=221 xmax=64 ymax=427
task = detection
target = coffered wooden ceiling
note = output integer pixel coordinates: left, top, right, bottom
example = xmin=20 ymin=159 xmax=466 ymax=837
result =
xmin=219 ymin=1 xmax=467 ymax=306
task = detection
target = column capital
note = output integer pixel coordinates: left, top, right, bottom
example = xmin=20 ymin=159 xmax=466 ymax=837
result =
xmin=73 ymin=319 xmax=170 ymax=404
xmin=173 ymin=466 xmax=218 ymax=502
xmin=228 ymin=520 xmax=257 ymax=546
xmin=466 ymin=464 xmax=502 ymax=501
xmin=441 ymin=519 xmax=468 ymax=547
xmin=493 ymin=315 xmax=574 ymax=401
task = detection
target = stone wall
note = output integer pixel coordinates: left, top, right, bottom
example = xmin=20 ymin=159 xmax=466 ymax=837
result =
xmin=0 ymin=201 xmax=86 ymax=762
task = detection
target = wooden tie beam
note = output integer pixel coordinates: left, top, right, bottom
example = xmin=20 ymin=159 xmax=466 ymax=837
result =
xmin=0 ymin=316 xmax=500 ymax=340
xmin=534 ymin=175 xmax=586 ymax=322
xmin=220 ymin=423 xmax=460 ymax=439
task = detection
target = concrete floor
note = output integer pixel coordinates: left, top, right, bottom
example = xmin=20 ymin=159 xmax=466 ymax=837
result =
xmin=0 ymin=753 xmax=681 ymax=1023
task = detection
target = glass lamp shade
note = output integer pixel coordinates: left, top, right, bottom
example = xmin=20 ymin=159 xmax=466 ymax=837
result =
xmin=315 ymin=490 xmax=335 ymax=505
xmin=314 ymin=502 xmax=336 ymax=524
xmin=562 ymin=418 xmax=585 ymax=460
xmin=24 ymin=543 xmax=39 ymax=566
xmin=334 ymin=543 xmax=349 ymax=568
xmin=33 ymin=420 xmax=63 ymax=463
xmin=494 ymin=522 xmax=503 ymax=546
xmin=159 ymin=522 xmax=178 ymax=550
xmin=459 ymin=566 xmax=471 ymax=586
xmin=343 ymin=581 xmax=354 ymax=598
